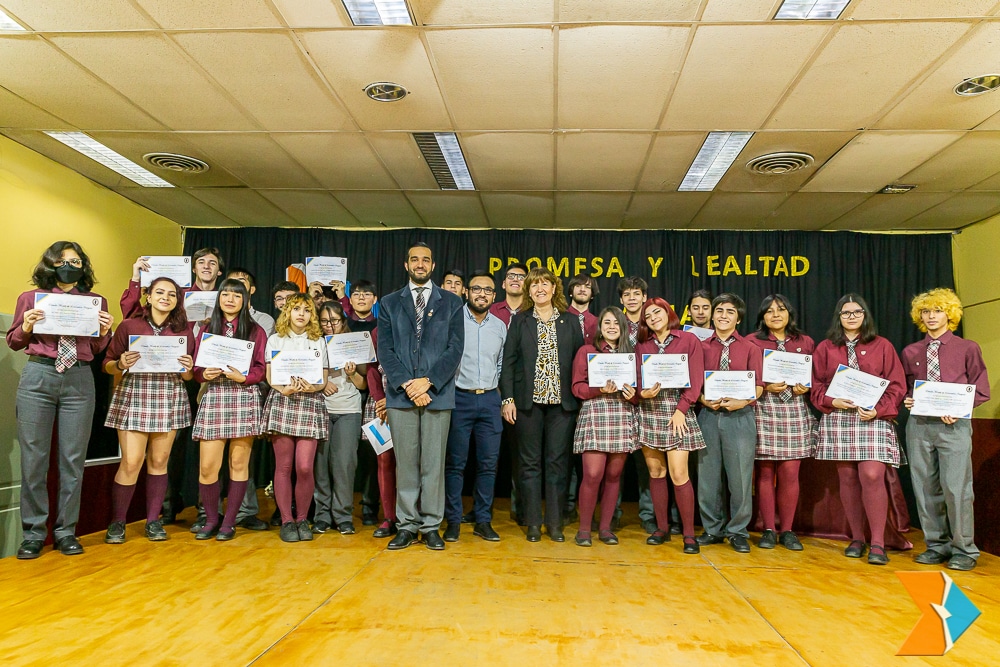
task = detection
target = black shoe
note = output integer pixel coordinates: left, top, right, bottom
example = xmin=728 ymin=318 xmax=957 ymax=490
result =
xmin=473 ymin=522 xmax=500 ymax=542
xmin=195 ymin=525 xmax=219 ymax=541
xmin=298 ymin=520 xmax=314 ymax=541
xmin=237 ymin=516 xmax=269 ymax=531
xmin=423 ymin=530 xmax=446 ymax=551
xmin=598 ymin=531 xmax=619 ymax=546
xmin=646 ymin=531 xmax=668 ymax=546
xmin=104 ymin=521 xmax=126 ymax=544
xmin=779 ymin=531 xmax=804 ymax=551
xmin=947 ymin=554 xmax=977 ymax=571
xmin=564 ymin=508 xmax=579 ymax=524
xmin=55 ymin=535 xmax=84 ymax=555
xmin=216 ymin=527 xmax=236 ymax=541
xmin=641 ymin=519 xmax=658 ymax=535
xmin=575 ymin=532 xmax=592 ymax=547
xmin=145 ymin=520 xmax=168 ymax=541
xmin=337 ymin=522 xmax=356 ymax=535
xmin=373 ymin=520 xmax=397 ymax=538
xmin=868 ymin=545 xmax=889 ymax=565
xmin=683 ymin=536 xmax=700 ymax=554
xmin=844 ymin=540 xmax=867 ymax=558
xmin=461 ymin=511 xmax=476 ymax=524
xmin=189 ymin=516 xmax=206 ymax=533
xmin=362 ymin=512 xmax=378 ymax=526
xmin=610 ymin=515 xmax=622 ymax=532
xmin=914 ymin=549 xmax=950 ymax=565
xmin=312 ymin=520 xmax=330 ymax=534
xmin=669 ymin=523 xmax=682 ymax=535
xmin=270 ymin=509 xmax=282 ymax=527
xmin=16 ymin=540 xmax=44 ymax=560
xmin=443 ymin=522 xmax=461 ymax=542
xmin=526 ymin=525 xmax=542 ymax=542
xmin=388 ymin=529 xmax=417 ymax=550
xmin=548 ymin=527 xmax=565 ymax=542
xmin=696 ymin=532 xmax=724 ymax=546
xmin=279 ymin=522 xmax=299 ymax=543
xmin=757 ymin=529 xmax=777 ymax=549
xmin=729 ymin=535 xmax=751 ymax=553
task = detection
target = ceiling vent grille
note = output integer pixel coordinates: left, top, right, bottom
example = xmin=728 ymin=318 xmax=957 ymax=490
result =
xmin=745 ymin=152 xmax=814 ymax=175
xmin=142 ymin=153 xmax=210 ymax=174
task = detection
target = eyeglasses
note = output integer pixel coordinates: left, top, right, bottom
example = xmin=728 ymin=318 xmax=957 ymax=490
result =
xmin=351 ymin=291 xmax=375 ymax=298
xmin=54 ymin=259 xmax=84 ymax=268
xmin=840 ymin=309 xmax=865 ymax=319
xmin=320 ymin=318 xmax=344 ymax=325
xmin=468 ymin=286 xmax=495 ymax=295
xmin=505 ymin=273 xmax=526 ymax=282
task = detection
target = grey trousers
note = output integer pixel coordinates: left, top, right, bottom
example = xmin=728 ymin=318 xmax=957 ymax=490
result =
xmin=907 ymin=417 xmax=978 ymax=559
xmin=387 ymin=407 xmax=451 ymax=534
xmin=314 ymin=412 xmax=362 ymax=526
xmin=16 ymin=362 xmax=95 ymax=541
xmin=696 ymin=407 xmax=757 ymax=538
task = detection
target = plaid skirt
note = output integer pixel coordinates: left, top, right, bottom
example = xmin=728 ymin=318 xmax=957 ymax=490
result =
xmin=362 ymin=394 xmax=377 ymax=428
xmin=262 ymin=390 xmax=329 ymax=439
xmin=637 ymin=390 xmax=706 ymax=452
xmin=815 ymin=410 xmax=901 ymax=467
xmin=572 ymin=395 xmax=638 ymax=454
xmin=105 ymin=372 xmax=191 ymax=433
xmin=192 ymin=379 xmax=262 ymax=441
xmin=754 ymin=393 xmax=816 ymax=460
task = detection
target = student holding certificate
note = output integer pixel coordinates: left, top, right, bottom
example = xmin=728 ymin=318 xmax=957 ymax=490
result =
xmin=811 ymin=294 xmax=905 ymax=565
xmin=103 ymin=277 xmax=194 ymax=544
xmin=261 ymin=294 xmax=330 ymax=543
xmin=191 ymin=279 xmax=268 ymax=542
xmin=120 ymin=247 xmax=224 ymax=320
xmin=902 ymin=289 xmax=989 ymax=571
xmin=7 ymin=241 xmax=113 ymax=559
xmin=569 ymin=307 xmax=637 ymax=547
xmin=634 ymin=298 xmax=705 ymax=554
xmin=748 ymin=295 xmax=817 ymax=552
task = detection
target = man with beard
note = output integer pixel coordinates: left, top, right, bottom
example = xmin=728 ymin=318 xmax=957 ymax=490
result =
xmin=379 ymin=242 xmax=465 ymax=550
xmin=566 ymin=274 xmax=599 ymax=345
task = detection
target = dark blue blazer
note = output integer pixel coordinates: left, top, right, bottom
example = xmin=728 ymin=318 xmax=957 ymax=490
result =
xmin=377 ymin=282 xmax=465 ymax=410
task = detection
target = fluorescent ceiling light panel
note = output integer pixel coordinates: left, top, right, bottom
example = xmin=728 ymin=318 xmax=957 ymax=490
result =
xmin=0 ymin=8 xmax=27 ymax=30
xmin=774 ymin=0 xmax=851 ymax=20
xmin=678 ymin=132 xmax=753 ymax=192
xmin=413 ymin=132 xmax=475 ymax=191
xmin=343 ymin=0 xmax=413 ymax=26
xmin=44 ymin=132 xmax=174 ymax=187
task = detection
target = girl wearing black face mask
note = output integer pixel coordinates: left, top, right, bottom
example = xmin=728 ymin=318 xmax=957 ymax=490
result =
xmin=5 ymin=241 xmax=114 ymax=560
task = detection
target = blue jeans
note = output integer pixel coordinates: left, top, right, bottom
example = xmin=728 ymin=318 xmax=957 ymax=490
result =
xmin=445 ymin=390 xmax=503 ymax=524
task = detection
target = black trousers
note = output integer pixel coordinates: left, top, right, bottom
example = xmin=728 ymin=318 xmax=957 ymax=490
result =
xmin=514 ymin=403 xmax=576 ymax=529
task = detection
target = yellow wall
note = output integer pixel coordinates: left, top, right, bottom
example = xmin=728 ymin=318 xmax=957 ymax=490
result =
xmin=953 ymin=212 xmax=1000 ymax=418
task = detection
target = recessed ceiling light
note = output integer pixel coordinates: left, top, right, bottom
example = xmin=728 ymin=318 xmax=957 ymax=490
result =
xmin=678 ymin=132 xmax=754 ymax=192
xmin=879 ymin=184 xmax=916 ymax=194
xmin=364 ymin=82 xmax=408 ymax=102
xmin=954 ymin=74 xmax=1000 ymax=97
xmin=774 ymin=0 xmax=851 ymax=20
xmin=0 ymin=8 xmax=27 ymax=30
xmin=413 ymin=132 xmax=475 ymax=190
xmin=342 ymin=1 xmax=413 ymax=26
xmin=45 ymin=132 xmax=174 ymax=187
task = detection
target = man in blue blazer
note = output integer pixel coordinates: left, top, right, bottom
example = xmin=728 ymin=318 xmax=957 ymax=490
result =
xmin=378 ymin=242 xmax=465 ymax=550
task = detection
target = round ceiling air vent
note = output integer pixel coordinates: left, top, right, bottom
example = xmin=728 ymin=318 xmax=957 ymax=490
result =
xmin=745 ymin=152 xmax=814 ymax=175
xmin=364 ymin=81 xmax=408 ymax=102
xmin=142 ymin=153 xmax=210 ymax=173
xmin=954 ymin=74 xmax=1000 ymax=97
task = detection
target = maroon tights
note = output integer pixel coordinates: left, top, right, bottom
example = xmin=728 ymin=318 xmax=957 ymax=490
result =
xmin=577 ymin=452 xmax=627 ymax=535
xmin=650 ymin=476 xmax=696 ymax=537
xmin=756 ymin=460 xmax=802 ymax=533
xmin=377 ymin=449 xmax=397 ymax=522
xmin=273 ymin=436 xmax=318 ymax=523
xmin=837 ymin=460 xmax=888 ymax=547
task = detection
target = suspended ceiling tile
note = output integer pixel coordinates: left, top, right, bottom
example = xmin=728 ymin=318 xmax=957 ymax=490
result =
xmin=365 ymin=132 xmax=439 ymax=189
xmin=556 ymin=132 xmax=652 ymax=189
xmin=84 ymin=132 xmax=244 ymax=187
xmin=822 ymin=192 xmax=952 ymax=229
xmin=480 ymin=192 xmax=554 ymax=228
xmin=621 ymin=192 xmax=711 ymax=229
xmin=637 ymin=133 xmax=708 ymax=191
xmin=557 ymin=0 xmax=702 ymax=22
xmin=50 ymin=34 xmax=257 ymax=132
xmin=187 ymin=188 xmax=297 ymax=226
xmin=717 ymin=131 xmax=857 ymax=192
xmin=271 ymin=133 xmax=398 ymax=189
xmin=411 ymin=0 xmax=554 ymax=25
xmin=970 ymin=169 xmax=1000 ymax=190
xmin=406 ymin=191 xmax=489 ymax=227
xmin=901 ymin=192 xmax=1000 ymax=229
xmin=898 ymin=132 xmax=1000 ymax=191
xmin=554 ymin=192 xmax=630 ymax=228
xmin=271 ymin=0 xmax=352 ymax=27
xmin=0 ymin=86 xmax=73 ymax=130
xmin=426 ymin=28 xmax=553 ymax=130
xmin=0 ymin=0 xmax=155 ymax=31
xmin=768 ymin=22 xmax=971 ymax=130
xmin=689 ymin=192 xmax=791 ymax=229
xmin=134 ymin=0 xmax=286 ymax=29
xmin=663 ymin=24 xmax=829 ymax=131
xmin=461 ymin=132 xmax=554 ymax=190
xmin=845 ymin=0 xmax=999 ymax=19
xmin=0 ymin=36 xmax=163 ymax=131
xmin=700 ymin=0 xmax=778 ymax=22
xmin=1 ymin=129 xmax=128 ymax=188
xmin=800 ymin=132 xmax=963 ymax=192
xmin=760 ymin=193 xmax=871 ymax=230
xmin=258 ymin=189 xmax=361 ymax=227
xmin=300 ymin=30 xmax=452 ymax=131
xmin=183 ymin=133 xmax=322 ymax=188
xmin=558 ymin=25 xmax=689 ymax=129
xmin=171 ymin=32 xmax=354 ymax=131
xmin=332 ymin=190 xmax=424 ymax=226
xmin=112 ymin=187 xmax=239 ymax=227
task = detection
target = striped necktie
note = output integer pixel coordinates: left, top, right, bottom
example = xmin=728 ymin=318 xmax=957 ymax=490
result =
xmin=776 ymin=339 xmax=793 ymax=402
xmin=927 ymin=340 xmax=941 ymax=382
xmin=414 ymin=287 xmax=427 ymax=340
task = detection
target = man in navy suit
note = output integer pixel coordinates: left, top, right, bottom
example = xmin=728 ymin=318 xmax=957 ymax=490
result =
xmin=378 ymin=242 xmax=465 ymax=550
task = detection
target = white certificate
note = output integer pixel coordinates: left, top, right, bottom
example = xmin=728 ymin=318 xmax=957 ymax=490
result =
xmin=683 ymin=325 xmax=715 ymax=341
xmin=269 ymin=349 xmax=325 ymax=385
xmin=128 ymin=335 xmax=187 ymax=373
xmin=762 ymin=349 xmax=812 ymax=387
xmin=911 ymin=380 xmax=976 ymax=419
xmin=362 ymin=417 xmax=393 ymax=455
xmin=641 ymin=354 xmax=691 ymax=389
xmin=587 ymin=353 xmax=637 ymax=388
xmin=32 ymin=292 xmax=101 ymax=337
xmin=184 ymin=291 xmax=217 ymax=322
xmin=305 ymin=256 xmax=348 ymax=285
xmin=139 ymin=256 xmax=191 ymax=288
xmin=194 ymin=332 xmax=255 ymax=375
xmin=704 ymin=370 xmax=758 ymax=401
xmin=825 ymin=364 xmax=890 ymax=411
xmin=326 ymin=332 xmax=376 ymax=369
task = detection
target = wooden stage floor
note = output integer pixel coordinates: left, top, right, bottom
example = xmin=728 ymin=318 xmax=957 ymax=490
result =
xmin=1 ymin=498 xmax=997 ymax=666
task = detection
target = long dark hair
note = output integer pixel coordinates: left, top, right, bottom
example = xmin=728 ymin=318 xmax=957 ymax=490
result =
xmin=595 ymin=306 xmax=633 ymax=353
xmin=754 ymin=294 xmax=803 ymax=340
xmin=31 ymin=241 xmax=97 ymax=292
xmin=637 ymin=297 xmax=681 ymax=343
xmin=319 ymin=300 xmax=352 ymax=334
xmin=826 ymin=293 xmax=877 ymax=345
xmin=144 ymin=277 xmax=188 ymax=333
xmin=206 ymin=278 xmax=256 ymax=340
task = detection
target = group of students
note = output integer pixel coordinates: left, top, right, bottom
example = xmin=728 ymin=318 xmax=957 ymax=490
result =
xmin=7 ymin=241 xmax=987 ymax=574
